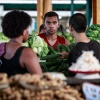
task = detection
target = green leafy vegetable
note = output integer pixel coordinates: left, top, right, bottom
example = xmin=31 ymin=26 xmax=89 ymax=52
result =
xmin=28 ymin=30 xmax=49 ymax=57
xmin=0 ymin=32 xmax=9 ymax=43
xmin=86 ymin=24 xmax=100 ymax=43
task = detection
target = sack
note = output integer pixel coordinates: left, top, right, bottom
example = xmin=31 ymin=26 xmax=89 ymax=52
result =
xmin=0 ymin=43 xmax=6 ymax=65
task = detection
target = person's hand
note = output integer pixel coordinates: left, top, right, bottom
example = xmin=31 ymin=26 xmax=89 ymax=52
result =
xmin=58 ymin=52 xmax=69 ymax=58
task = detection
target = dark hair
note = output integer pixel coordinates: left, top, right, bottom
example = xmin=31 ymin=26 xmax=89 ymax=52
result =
xmin=44 ymin=11 xmax=59 ymax=22
xmin=39 ymin=24 xmax=44 ymax=32
xmin=2 ymin=10 xmax=32 ymax=38
xmin=69 ymin=13 xmax=87 ymax=33
xmin=58 ymin=24 xmax=64 ymax=34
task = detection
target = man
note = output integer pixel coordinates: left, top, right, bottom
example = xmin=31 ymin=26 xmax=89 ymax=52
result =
xmin=0 ymin=10 xmax=42 ymax=77
xmin=38 ymin=11 xmax=70 ymax=50
xmin=68 ymin=13 xmax=100 ymax=66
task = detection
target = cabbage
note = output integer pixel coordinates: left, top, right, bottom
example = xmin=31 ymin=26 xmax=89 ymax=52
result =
xmin=86 ymin=24 xmax=100 ymax=43
xmin=28 ymin=30 xmax=49 ymax=57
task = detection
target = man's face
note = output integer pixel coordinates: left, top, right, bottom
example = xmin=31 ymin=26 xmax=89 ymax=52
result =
xmin=44 ymin=16 xmax=60 ymax=35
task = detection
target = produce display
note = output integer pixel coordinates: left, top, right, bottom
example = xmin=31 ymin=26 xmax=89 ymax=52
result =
xmin=0 ymin=24 xmax=99 ymax=76
xmin=0 ymin=26 xmax=99 ymax=100
xmin=39 ymin=43 xmax=76 ymax=76
xmin=86 ymin=24 xmax=100 ymax=43
xmin=28 ymin=30 xmax=49 ymax=57
xmin=69 ymin=51 xmax=100 ymax=72
xmin=0 ymin=31 xmax=76 ymax=76
xmin=0 ymin=73 xmax=84 ymax=100
xmin=57 ymin=31 xmax=75 ymax=43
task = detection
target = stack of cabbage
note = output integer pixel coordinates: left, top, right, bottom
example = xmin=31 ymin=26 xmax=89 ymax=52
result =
xmin=86 ymin=24 xmax=100 ymax=43
xmin=28 ymin=30 xmax=49 ymax=57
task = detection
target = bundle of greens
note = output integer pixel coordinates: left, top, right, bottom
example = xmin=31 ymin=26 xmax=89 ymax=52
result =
xmin=28 ymin=30 xmax=49 ymax=57
xmin=86 ymin=24 xmax=100 ymax=43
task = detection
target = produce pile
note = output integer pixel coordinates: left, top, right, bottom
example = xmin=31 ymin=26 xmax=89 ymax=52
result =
xmin=86 ymin=24 xmax=100 ymax=43
xmin=0 ymin=31 xmax=76 ymax=76
xmin=57 ymin=31 xmax=75 ymax=43
xmin=28 ymin=30 xmax=49 ymax=57
xmin=26 ymin=30 xmax=76 ymax=76
xmin=40 ymin=43 xmax=76 ymax=76
xmin=0 ymin=24 xmax=99 ymax=76
xmin=69 ymin=51 xmax=100 ymax=72
xmin=0 ymin=73 xmax=84 ymax=100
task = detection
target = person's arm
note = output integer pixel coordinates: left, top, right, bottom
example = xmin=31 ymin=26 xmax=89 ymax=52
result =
xmin=58 ymin=38 xmax=70 ymax=58
xmin=21 ymin=48 xmax=42 ymax=75
xmin=58 ymin=52 xmax=69 ymax=58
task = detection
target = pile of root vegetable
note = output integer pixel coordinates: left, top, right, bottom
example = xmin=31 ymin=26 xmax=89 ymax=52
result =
xmin=0 ymin=73 xmax=84 ymax=100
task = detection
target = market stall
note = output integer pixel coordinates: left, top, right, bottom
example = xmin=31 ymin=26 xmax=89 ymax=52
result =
xmin=0 ymin=24 xmax=100 ymax=100
xmin=0 ymin=0 xmax=100 ymax=100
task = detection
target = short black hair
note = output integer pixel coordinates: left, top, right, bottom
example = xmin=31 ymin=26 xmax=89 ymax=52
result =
xmin=39 ymin=24 xmax=45 ymax=32
xmin=69 ymin=13 xmax=87 ymax=33
xmin=2 ymin=10 xmax=32 ymax=38
xmin=43 ymin=11 xmax=59 ymax=22
xmin=58 ymin=24 xmax=64 ymax=34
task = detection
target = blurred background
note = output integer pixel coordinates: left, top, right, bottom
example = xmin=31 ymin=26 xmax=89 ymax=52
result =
xmin=0 ymin=0 xmax=93 ymax=32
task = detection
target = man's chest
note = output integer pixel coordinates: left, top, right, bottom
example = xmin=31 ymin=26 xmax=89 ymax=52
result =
xmin=47 ymin=39 xmax=57 ymax=46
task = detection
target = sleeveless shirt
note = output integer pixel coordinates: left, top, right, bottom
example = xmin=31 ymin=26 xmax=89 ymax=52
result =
xmin=38 ymin=33 xmax=66 ymax=49
xmin=0 ymin=47 xmax=28 ymax=77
